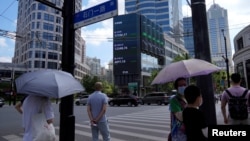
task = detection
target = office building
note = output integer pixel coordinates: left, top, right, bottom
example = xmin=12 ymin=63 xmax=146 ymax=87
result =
xmin=86 ymin=57 xmax=101 ymax=76
xmin=125 ymin=0 xmax=184 ymax=45
xmin=12 ymin=0 xmax=89 ymax=80
xmin=207 ymin=3 xmax=233 ymax=72
xmin=113 ymin=13 xmax=187 ymax=96
xmin=233 ymin=24 xmax=250 ymax=89
xmin=183 ymin=17 xmax=194 ymax=58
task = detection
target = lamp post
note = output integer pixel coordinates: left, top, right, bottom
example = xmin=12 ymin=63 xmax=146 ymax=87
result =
xmin=221 ymin=29 xmax=230 ymax=88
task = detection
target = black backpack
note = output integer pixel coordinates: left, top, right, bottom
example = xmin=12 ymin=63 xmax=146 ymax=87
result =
xmin=225 ymin=89 xmax=248 ymax=120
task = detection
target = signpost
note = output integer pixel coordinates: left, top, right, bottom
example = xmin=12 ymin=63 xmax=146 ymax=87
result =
xmin=74 ymin=0 xmax=118 ymax=29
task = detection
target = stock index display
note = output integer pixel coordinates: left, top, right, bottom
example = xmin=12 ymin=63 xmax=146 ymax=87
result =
xmin=113 ymin=14 xmax=141 ymax=75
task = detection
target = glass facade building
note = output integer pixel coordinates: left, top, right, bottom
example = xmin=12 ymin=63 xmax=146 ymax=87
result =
xmin=183 ymin=17 xmax=194 ymax=58
xmin=125 ymin=0 xmax=184 ymax=45
xmin=113 ymin=13 xmax=187 ymax=95
xmin=207 ymin=4 xmax=233 ymax=71
xmin=113 ymin=13 xmax=164 ymax=87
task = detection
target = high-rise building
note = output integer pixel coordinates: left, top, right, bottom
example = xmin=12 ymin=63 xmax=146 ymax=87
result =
xmin=86 ymin=57 xmax=101 ymax=76
xmin=13 ymin=0 xmax=89 ymax=80
xmin=183 ymin=17 xmax=194 ymax=58
xmin=113 ymin=13 xmax=187 ymax=96
xmin=207 ymin=3 xmax=233 ymax=71
xmin=125 ymin=0 xmax=184 ymax=45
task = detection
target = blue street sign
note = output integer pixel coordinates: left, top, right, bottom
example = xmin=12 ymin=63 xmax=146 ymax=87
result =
xmin=74 ymin=0 xmax=118 ymax=29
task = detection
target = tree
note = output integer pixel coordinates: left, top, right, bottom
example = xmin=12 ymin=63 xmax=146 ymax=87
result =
xmin=81 ymin=75 xmax=98 ymax=93
xmin=102 ymin=81 xmax=113 ymax=95
xmin=81 ymin=75 xmax=114 ymax=96
xmin=149 ymin=54 xmax=191 ymax=93
xmin=172 ymin=53 xmax=189 ymax=62
xmin=212 ymin=70 xmax=227 ymax=94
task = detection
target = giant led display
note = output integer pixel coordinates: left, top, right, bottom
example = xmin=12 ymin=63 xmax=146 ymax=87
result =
xmin=113 ymin=14 xmax=141 ymax=75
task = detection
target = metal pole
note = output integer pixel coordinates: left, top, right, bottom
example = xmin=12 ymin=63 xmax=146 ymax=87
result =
xmin=34 ymin=1 xmax=75 ymax=140
xmin=9 ymin=68 xmax=12 ymax=106
xmin=60 ymin=0 xmax=75 ymax=141
xmin=221 ymin=29 xmax=230 ymax=88
xmin=191 ymin=0 xmax=217 ymax=125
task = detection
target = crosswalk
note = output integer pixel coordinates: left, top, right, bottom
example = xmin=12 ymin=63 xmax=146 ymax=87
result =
xmin=2 ymin=107 xmax=171 ymax=141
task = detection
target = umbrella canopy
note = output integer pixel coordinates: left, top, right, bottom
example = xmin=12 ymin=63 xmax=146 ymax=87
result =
xmin=151 ymin=58 xmax=221 ymax=85
xmin=15 ymin=69 xmax=85 ymax=98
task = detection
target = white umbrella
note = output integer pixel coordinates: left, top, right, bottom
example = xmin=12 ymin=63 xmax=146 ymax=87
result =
xmin=15 ymin=69 xmax=85 ymax=98
xmin=151 ymin=58 xmax=221 ymax=85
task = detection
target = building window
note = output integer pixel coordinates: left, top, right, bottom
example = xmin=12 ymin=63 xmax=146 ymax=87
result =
xmin=48 ymin=62 xmax=58 ymax=69
xmin=43 ymin=32 xmax=54 ymax=41
xmin=237 ymin=37 xmax=244 ymax=51
xmin=29 ymin=51 xmax=32 ymax=58
xmin=37 ymin=12 xmax=41 ymax=19
xmin=55 ymin=26 xmax=61 ymax=33
xmin=55 ymin=35 xmax=62 ymax=41
xmin=34 ymin=61 xmax=45 ymax=68
xmin=32 ymin=13 xmax=36 ymax=20
xmin=48 ymin=52 xmax=58 ymax=60
xmin=43 ymin=23 xmax=54 ymax=31
xmin=56 ymin=17 xmax=61 ymax=24
xmin=44 ymin=13 xmax=54 ymax=22
xmin=32 ymin=22 xmax=35 ymax=29
xmin=48 ymin=43 xmax=58 ymax=51
xmin=38 ymin=3 xmax=47 ymax=11
xmin=35 ymin=51 xmax=46 ymax=58
xmin=245 ymin=60 xmax=250 ymax=89
xmin=32 ymin=3 xmax=36 ymax=10
xmin=36 ymin=22 xmax=40 ymax=29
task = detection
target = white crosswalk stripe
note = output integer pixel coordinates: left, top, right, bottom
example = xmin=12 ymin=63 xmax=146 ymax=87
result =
xmin=2 ymin=107 xmax=170 ymax=141
xmin=2 ymin=135 xmax=23 ymax=141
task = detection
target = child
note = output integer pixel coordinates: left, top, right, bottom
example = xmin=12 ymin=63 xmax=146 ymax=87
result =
xmin=183 ymin=85 xmax=208 ymax=141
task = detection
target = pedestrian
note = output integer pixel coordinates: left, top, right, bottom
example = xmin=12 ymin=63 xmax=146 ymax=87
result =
xmin=168 ymin=77 xmax=187 ymax=141
xmin=87 ymin=82 xmax=111 ymax=141
xmin=183 ymin=85 xmax=208 ymax=141
xmin=221 ymin=73 xmax=250 ymax=125
xmin=22 ymin=95 xmax=55 ymax=141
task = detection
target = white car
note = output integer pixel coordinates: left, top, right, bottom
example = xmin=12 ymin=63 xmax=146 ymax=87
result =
xmin=75 ymin=95 xmax=89 ymax=106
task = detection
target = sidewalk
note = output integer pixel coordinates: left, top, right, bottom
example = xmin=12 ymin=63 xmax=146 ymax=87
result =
xmin=215 ymin=101 xmax=224 ymax=125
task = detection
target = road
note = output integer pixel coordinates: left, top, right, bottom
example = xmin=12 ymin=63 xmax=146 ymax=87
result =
xmin=0 ymin=103 xmax=171 ymax=141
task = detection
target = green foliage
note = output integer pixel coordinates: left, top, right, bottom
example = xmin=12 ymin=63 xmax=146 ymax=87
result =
xmin=81 ymin=75 xmax=114 ymax=96
xmin=102 ymin=81 xmax=113 ymax=95
xmin=172 ymin=53 xmax=190 ymax=62
xmin=212 ymin=70 xmax=227 ymax=94
xmin=150 ymin=54 xmax=225 ymax=95
xmin=81 ymin=75 xmax=97 ymax=93
xmin=148 ymin=69 xmax=159 ymax=83
xmin=149 ymin=54 xmax=190 ymax=93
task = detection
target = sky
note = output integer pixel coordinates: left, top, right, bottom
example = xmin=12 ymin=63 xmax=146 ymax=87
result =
xmin=0 ymin=0 xmax=250 ymax=68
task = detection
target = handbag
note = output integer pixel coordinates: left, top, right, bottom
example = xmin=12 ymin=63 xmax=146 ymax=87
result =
xmin=32 ymin=112 xmax=56 ymax=141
